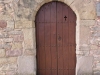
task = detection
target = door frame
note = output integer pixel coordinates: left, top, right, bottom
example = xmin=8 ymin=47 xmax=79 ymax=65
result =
xmin=34 ymin=1 xmax=80 ymax=75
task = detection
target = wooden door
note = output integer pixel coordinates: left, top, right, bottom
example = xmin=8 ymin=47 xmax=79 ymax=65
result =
xmin=36 ymin=1 xmax=76 ymax=75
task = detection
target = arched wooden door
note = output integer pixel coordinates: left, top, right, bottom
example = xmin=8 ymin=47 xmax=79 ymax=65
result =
xmin=36 ymin=1 xmax=76 ymax=75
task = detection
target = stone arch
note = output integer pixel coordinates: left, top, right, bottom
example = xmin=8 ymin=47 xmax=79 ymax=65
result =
xmin=33 ymin=0 xmax=80 ymax=50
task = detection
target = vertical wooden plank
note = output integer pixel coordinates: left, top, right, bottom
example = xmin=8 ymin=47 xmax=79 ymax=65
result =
xmin=36 ymin=7 xmax=39 ymax=74
xmin=69 ymin=22 xmax=76 ymax=70
xmin=45 ymin=3 xmax=51 ymax=75
xmin=36 ymin=5 xmax=45 ymax=75
xmin=39 ymin=70 xmax=45 ymax=75
xmin=36 ymin=22 xmax=40 ymax=75
xmin=57 ymin=2 xmax=63 ymax=22
xmin=62 ymin=4 xmax=69 ymax=75
xmin=63 ymin=23 xmax=69 ymax=75
xmin=38 ymin=23 xmax=45 ymax=75
xmin=51 ymin=2 xmax=56 ymax=23
xmin=68 ymin=7 xmax=76 ymax=23
xmin=73 ymin=22 xmax=76 ymax=70
xmin=57 ymin=2 xmax=63 ymax=75
xmin=51 ymin=2 xmax=57 ymax=75
xmin=38 ymin=6 xmax=45 ymax=22
xmin=69 ymin=70 xmax=75 ymax=75
xmin=39 ymin=23 xmax=45 ymax=75
xmin=68 ymin=7 xmax=76 ymax=75
xmin=45 ymin=3 xmax=51 ymax=23
xmin=45 ymin=23 xmax=51 ymax=75
xmin=51 ymin=23 xmax=57 ymax=75
xmin=63 ymin=4 xmax=69 ymax=23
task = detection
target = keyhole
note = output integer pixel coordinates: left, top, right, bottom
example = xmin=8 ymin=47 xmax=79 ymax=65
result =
xmin=64 ymin=16 xmax=67 ymax=21
xmin=58 ymin=36 xmax=61 ymax=41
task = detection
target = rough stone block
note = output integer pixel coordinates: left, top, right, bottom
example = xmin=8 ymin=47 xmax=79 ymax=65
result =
xmin=6 ymin=50 xmax=22 ymax=57
xmin=1 ymin=64 xmax=9 ymax=71
xmin=3 ymin=28 xmax=13 ymax=32
xmin=0 ymin=49 xmax=5 ymax=57
xmin=8 ymin=57 xmax=17 ymax=64
xmin=7 ymin=21 xmax=14 ymax=29
xmin=9 ymin=34 xmax=24 ymax=42
xmin=3 ymin=38 xmax=13 ymax=43
xmin=91 ymin=26 xmax=100 ymax=31
xmin=24 ymin=49 xmax=36 ymax=56
xmin=90 ymin=45 xmax=98 ymax=50
xmin=96 ymin=63 xmax=100 ymax=68
xmin=90 ymin=50 xmax=100 ymax=57
xmin=0 ymin=58 xmax=7 ymax=65
xmin=0 ymin=14 xmax=13 ymax=21
xmin=0 ymin=31 xmax=9 ymax=38
xmin=18 ymin=56 xmax=36 ymax=75
xmin=94 ymin=56 xmax=100 ymax=61
xmin=91 ymin=31 xmax=100 ymax=37
xmin=79 ymin=44 xmax=90 ymax=50
xmin=8 ymin=64 xmax=18 ymax=71
xmin=76 ymin=50 xmax=89 ymax=56
xmin=14 ymin=35 xmax=24 ymax=42
xmin=8 ymin=30 xmax=23 ymax=35
xmin=0 ymin=20 xmax=7 ymax=28
xmin=3 ymin=44 xmax=12 ymax=50
xmin=94 ymin=71 xmax=100 ymax=75
xmin=8 ymin=30 xmax=24 ymax=42
xmin=0 ymin=39 xmax=4 ymax=49
xmin=15 ymin=20 xmax=32 ymax=28
xmin=0 ymin=30 xmax=4 ymax=38
xmin=0 ymin=71 xmax=6 ymax=75
xmin=6 ymin=71 xmax=17 ymax=75
xmin=2 ymin=63 xmax=17 ymax=72
xmin=11 ymin=42 xmax=23 ymax=50
xmin=89 ymin=37 xmax=99 ymax=45
xmin=76 ymin=56 xmax=93 ymax=75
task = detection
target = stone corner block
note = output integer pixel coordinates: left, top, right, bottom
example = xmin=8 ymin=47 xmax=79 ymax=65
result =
xmin=76 ymin=56 xmax=93 ymax=75
xmin=23 ymin=28 xmax=36 ymax=49
xmin=18 ymin=56 xmax=36 ymax=75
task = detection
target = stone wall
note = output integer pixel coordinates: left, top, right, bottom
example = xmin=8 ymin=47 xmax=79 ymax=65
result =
xmin=0 ymin=0 xmax=36 ymax=75
xmin=0 ymin=0 xmax=99 ymax=75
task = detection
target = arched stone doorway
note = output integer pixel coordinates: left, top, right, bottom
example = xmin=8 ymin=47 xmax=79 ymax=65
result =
xmin=35 ymin=1 xmax=76 ymax=75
